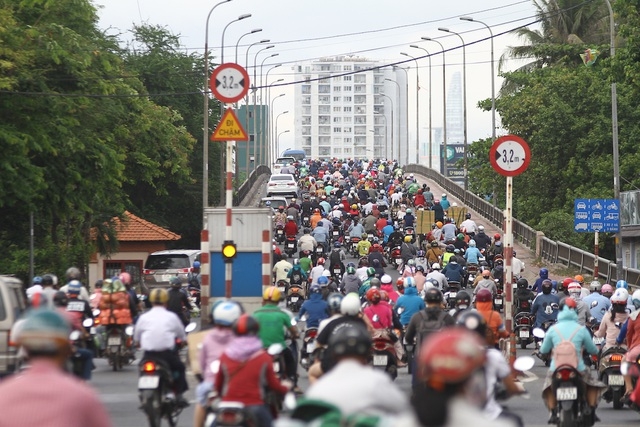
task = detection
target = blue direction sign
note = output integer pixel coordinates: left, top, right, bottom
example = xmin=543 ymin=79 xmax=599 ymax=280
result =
xmin=574 ymin=199 xmax=620 ymax=232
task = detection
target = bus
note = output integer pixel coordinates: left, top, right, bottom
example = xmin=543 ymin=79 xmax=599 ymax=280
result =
xmin=281 ymin=149 xmax=306 ymax=162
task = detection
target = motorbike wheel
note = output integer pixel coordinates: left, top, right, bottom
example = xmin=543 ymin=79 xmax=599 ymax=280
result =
xmin=112 ymin=353 xmax=119 ymax=372
xmin=142 ymin=389 xmax=162 ymax=427
xmin=558 ymin=408 xmax=574 ymax=427
xmin=520 ymin=341 xmax=528 ymax=349
xmin=613 ymin=389 xmax=624 ymax=409
xmin=167 ymin=406 xmax=181 ymax=427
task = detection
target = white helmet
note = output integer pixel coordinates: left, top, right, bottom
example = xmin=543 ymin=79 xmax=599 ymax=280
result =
xmin=404 ymin=277 xmax=416 ymax=287
xmin=432 ymin=263 xmax=441 ymax=270
xmin=468 ymin=240 xmax=476 ymax=247
xmin=611 ymin=288 xmax=630 ymax=304
xmin=340 ymin=293 xmax=361 ymax=316
xmin=381 ymin=274 xmax=392 ymax=285
xmin=213 ymin=301 xmax=243 ymax=326
xmin=322 ymin=270 xmax=331 ymax=277
xmin=442 ymin=193 xmax=447 ymax=198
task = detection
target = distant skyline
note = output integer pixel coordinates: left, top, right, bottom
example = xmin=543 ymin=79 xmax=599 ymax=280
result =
xmin=96 ymin=0 xmax=538 ymax=151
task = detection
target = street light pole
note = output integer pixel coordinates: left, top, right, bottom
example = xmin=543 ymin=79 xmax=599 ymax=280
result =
xmin=244 ymin=39 xmax=270 ymax=178
xmin=603 ymin=0 xmax=622 ymax=278
xmin=384 ymin=78 xmax=400 ymax=161
xmin=381 ymin=94 xmax=394 ymax=163
xmin=252 ymin=47 xmax=274 ymax=168
xmin=422 ymin=37 xmax=447 ymax=177
xmin=277 ymin=130 xmax=290 ymax=149
xmin=220 ymin=14 xmax=251 ymax=64
xmin=234 ymin=28 xmax=261 ymax=64
xmin=202 ymin=0 xmax=232 ymax=216
xmin=394 ymin=66 xmax=410 ymax=165
xmin=400 ymin=52 xmax=419 ymax=166
xmin=439 ymin=27 xmax=469 ymax=190
xmin=275 ymin=111 xmax=289 ymax=161
xmin=410 ymin=46 xmax=432 ymax=168
xmin=270 ymin=93 xmax=286 ymax=167
xmin=260 ymin=58 xmax=279 ymax=166
xmin=265 ymin=68 xmax=282 ymax=166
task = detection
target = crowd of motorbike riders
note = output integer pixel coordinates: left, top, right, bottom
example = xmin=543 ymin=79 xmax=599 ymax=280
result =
xmin=10 ymin=158 xmax=640 ymax=427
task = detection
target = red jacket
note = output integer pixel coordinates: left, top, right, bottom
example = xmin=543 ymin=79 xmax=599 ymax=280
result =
xmin=215 ymin=349 xmax=288 ymax=405
xmin=364 ymin=303 xmax=392 ymax=329
xmin=284 ymin=221 xmax=298 ymax=237
xmin=413 ymin=194 xmax=426 ymax=207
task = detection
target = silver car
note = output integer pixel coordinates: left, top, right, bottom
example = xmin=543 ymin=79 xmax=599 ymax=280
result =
xmin=266 ymin=174 xmax=298 ymax=197
xmin=143 ymin=250 xmax=201 ymax=289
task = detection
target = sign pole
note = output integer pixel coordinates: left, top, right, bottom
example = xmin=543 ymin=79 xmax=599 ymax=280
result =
xmin=594 ymin=231 xmax=599 ymax=280
xmin=504 ymin=176 xmax=516 ymax=366
xmin=225 ymin=137 xmax=234 ymax=299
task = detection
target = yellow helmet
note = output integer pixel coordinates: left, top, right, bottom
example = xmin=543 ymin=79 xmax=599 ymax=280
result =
xmin=404 ymin=235 xmax=412 ymax=243
xmin=263 ymin=286 xmax=281 ymax=302
xmin=351 ymin=204 xmax=358 ymax=210
xmin=149 ymin=288 xmax=169 ymax=305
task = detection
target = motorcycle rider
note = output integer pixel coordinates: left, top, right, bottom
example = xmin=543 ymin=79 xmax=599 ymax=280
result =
xmin=309 ymin=257 xmax=327 ymax=287
xmin=533 ymin=268 xmax=550 ymax=294
xmin=426 ymin=240 xmax=442 ymax=266
xmin=54 ymin=291 xmax=95 ymax=381
xmin=134 ymin=288 xmax=189 ymax=407
xmin=474 ymin=289 xmax=509 ymax=348
xmin=119 ymin=272 xmax=142 ymax=322
xmin=356 ymin=232 xmax=372 ymax=257
xmin=566 ymin=282 xmax=590 ymax=326
xmin=272 ymin=254 xmax=293 ymax=284
xmin=594 ymin=288 xmax=629 ymax=352
xmin=380 ymin=274 xmax=400 ymax=303
xmin=414 ymin=266 xmax=427 ymax=294
xmin=464 ymin=239 xmax=482 ymax=265
xmin=193 ymin=300 xmax=243 ymax=427
xmin=539 ymin=298 xmax=603 ymax=424
xmin=253 ymin=286 xmax=300 ymax=391
xmin=514 ymin=278 xmax=535 ymax=314
xmin=1 ymin=309 xmax=114 ymax=427
xmin=60 ymin=267 xmax=91 ymax=302
xmin=531 ymin=279 xmax=560 ymax=328
xmin=167 ymin=276 xmax=191 ymax=326
xmin=364 ymin=288 xmax=405 ymax=366
xmin=186 ymin=263 xmax=202 ymax=308
xmin=449 ymin=290 xmax=472 ymax=320
xmin=442 ymin=258 xmax=464 ymax=286
xmin=328 ymin=242 xmax=346 ymax=276
xmin=582 ymin=281 xmax=611 ymax=323
xmin=400 ymin=235 xmax=417 ymax=269
xmin=425 ymin=263 xmax=448 ymax=291
xmin=274 ymin=206 xmax=287 ymax=229
xmin=298 ymin=228 xmax=317 ymax=254
xmin=284 ymin=214 xmax=299 ymax=240
xmin=339 ymin=264 xmax=362 ymax=295
xmin=459 ymin=213 xmax=478 ymax=237
xmin=395 ymin=278 xmax=426 ymax=327
xmin=297 ymin=285 xmax=329 ymax=329
xmin=474 ymin=269 xmax=497 ymax=296
xmin=473 ymin=225 xmax=492 ymax=252
xmin=214 ymin=314 xmax=292 ymax=427
xmin=287 ymin=259 xmax=307 ymax=287
xmin=311 ymin=220 xmax=330 ymax=255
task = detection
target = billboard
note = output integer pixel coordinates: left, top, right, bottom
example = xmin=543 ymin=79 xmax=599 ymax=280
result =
xmin=621 ymin=190 xmax=640 ymax=226
xmin=439 ymin=143 xmax=465 ymax=184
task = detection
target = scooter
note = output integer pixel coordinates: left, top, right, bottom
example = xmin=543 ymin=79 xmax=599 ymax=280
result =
xmin=349 ymin=237 xmax=361 ymax=258
xmin=494 ymin=280 xmax=504 ymax=312
xmin=389 ymin=246 xmax=402 ymax=269
xmin=598 ymin=346 xmax=626 ymax=409
xmin=443 ymin=282 xmax=461 ymax=310
xmin=371 ymin=331 xmax=398 ymax=381
xmin=534 ymin=319 xmax=557 ymax=367
xmin=514 ymin=312 xmax=535 ymax=349
xmin=275 ymin=225 xmax=285 ymax=244
xmin=106 ymin=324 xmax=135 ymax=371
xmin=299 ymin=327 xmax=318 ymax=370
xmin=284 ymin=236 xmax=297 ymax=257
xmin=286 ymin=284 xmax=305 ymax=312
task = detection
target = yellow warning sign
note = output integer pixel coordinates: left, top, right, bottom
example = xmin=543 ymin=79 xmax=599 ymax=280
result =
xmin=211 ymin=108 xmax=248 ymax=141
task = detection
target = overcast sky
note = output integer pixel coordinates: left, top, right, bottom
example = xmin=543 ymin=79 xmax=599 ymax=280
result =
xmin=96 ymin=0 xmax=538 ymax=152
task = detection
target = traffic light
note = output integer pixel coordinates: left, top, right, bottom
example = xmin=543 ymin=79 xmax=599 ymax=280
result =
xmin=222 ymin=240 xmax=237 ymax=263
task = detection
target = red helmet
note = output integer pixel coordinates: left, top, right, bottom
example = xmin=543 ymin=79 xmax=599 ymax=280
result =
xmin=562 ymin=277 xmax=574 ymax=288
xmin=493 ymin=233 xmax=501 ymax=240
xmin=366 ymin=288 xmax=381 ymax=304
xmin=418 ymin=328 xmax=486 ymax=388
xmin=314 ymin=208 xmax=320 ymax=213
xmin=232 ymin=314 xmax=260 ymax=336
xmin=278 ymin=206 xmax=285 ymax=211
xmin=317 ymin=257 xmax=325 ymax=265
xmin=475 ymin=288 xmax=492 ymax=302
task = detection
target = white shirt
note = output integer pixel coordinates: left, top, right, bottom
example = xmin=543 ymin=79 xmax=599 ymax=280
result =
xmin=273 ymin=260 xmax=293 ymax=283
xmin=426 ymin=271 xmax=448 ymax=290
xmin=318 ymin=313 xmax=342 ymax=335
xmin=483 ymin=348 xmax=512 ymax=420
xmin=309 ymin=265 xmax=326 ymax=286
xmin=306 ymin=359 xmax=417 ymax=423
xmin=298 ymin=234 xmax=317 ymax=252
xmin=460 ymin=219 xmax=478 ymax=235
xmin=26 ymin=285 xmax=42 ymax=300
xmin=356 ymin=266 xmax=369 ymax=282
xmin=134 ymin=306 xmax=186 ymax=351
xmin=511 ymin=257 xmax=525 ymax=276
xmin=59 ymin=284 xmax=91 ymax=302
xmin=446 ymin=397 xmax=515 ymax=427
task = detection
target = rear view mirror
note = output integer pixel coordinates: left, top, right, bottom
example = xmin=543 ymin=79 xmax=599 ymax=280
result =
xmin=210 ymin=360 xmax=220 ymax=374
xmin=82 ymin=318 xmax=94 ymax=328
xmin=69 ymin=330 xmax=81 ymax=341
xmin=185 ymin=322 xmax=197 ymax=333
xmin=268 ymin=343 xmax=284 ymax=356
xmin=532 ymin=328 xmax=546 ymax=339
xmin=92 ymin=309 xmax=101 ymax=317
xmin=513 ymin=356 xmax=535 ymax=372
xmin=125 ymin=325 xmax=134 ymax=336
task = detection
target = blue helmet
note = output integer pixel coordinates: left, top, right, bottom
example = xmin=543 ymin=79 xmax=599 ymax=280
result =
xmin=539 ymin=268 xmax=548 ymax=279
xmin=310 ymin=284 xmax=321 ymax=294
xmin=32 ymin=276 xmax=42 ymax=285
xmin=317 ymin=276 xmax=329 ymax=286
xmin=616 ymin=280 xmax=629 ymax=290
xmin=193 ymin=261 xmax=201 ymax=269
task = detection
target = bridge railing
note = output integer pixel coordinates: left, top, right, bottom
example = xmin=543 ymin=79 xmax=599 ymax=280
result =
xmin=404 ymin=163 xmax=640 ymax=285
xmin=234 ymin=165 xmax=271 ymax=206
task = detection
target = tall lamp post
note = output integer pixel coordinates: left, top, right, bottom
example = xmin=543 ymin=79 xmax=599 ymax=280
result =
xmin=409 ymin=45 xmax=432 ymax=168
xmin=269 ymin=93 xmax=285 ymax=167
xmin=277 ymin=130 xmax=290 ymax=151
xmin=370 ymin=114 xmax=388 ymax=159
xmin=260 ymin=59 xmax=280 ymax=166
xmin=234 ymin=28 xmax=261 ymax=64
xmin=422 ymin=37 xmax=447 ymax=177
xmin=265 ymin=70 xmax=283 ymax=166
xmin=220 ymin=13 xmax=251 ymax=63
xmin=603 ymin=0 xmax=622 ymax=278
xmin=244 ymin=39 xmax=270 ymax=178
xmin=252 ymin=45 xmax=274 ymax=169
xmin=439 ymin=27 xmax=468 ymax=190
xmin=380 ymin=94 xmax=394 ymax=162
xmin=275 ymin=111 xmax=289 ymax=161
xmin=202 ymin=0 xmax=232 ymax=214
xmin=400 ymin=52 xmax=419 ymax=166
xmin=393 ymin=66 xmax=410 ymax=165
xmin=384 ymin=78 xmax=401 ymax=161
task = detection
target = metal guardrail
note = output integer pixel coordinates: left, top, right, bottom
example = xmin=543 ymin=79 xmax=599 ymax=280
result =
xmin=405 ymin=163 xmax=640 ymax=285
xmin=234 ymin=165 xmax=271 ymax=206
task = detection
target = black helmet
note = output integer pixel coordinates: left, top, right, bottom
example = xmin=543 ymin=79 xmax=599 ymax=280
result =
xmin=53 ymin=291 xmax=68 ymax=308
xmin=94 ymin=279 xmax=103 ymax=289
xmin=169 ymin=276 xmax=182 ymax=288
xmin=446 ymin=244 xmax=455 ymax=253
xmin=541 ymin=279 xmax=553 ymax=295
xmin=456 ymin=310 xmax=487 ymax=339
xmin=465 ymin=213 xmax=471 ymax=219
xmin=456 ymin=290 xmax=471 ymax=307
xmin=516 ymin=278 xmax=529 ymax=289
xmin=41 ymin=274 xmax=55 ymax=287
xmin=328 ymin=323 xmax=372 ymax=359
xmin=424 ymin=288 xmax=443 ymax=303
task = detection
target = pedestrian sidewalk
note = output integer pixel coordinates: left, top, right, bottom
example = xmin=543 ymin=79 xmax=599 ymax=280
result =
xmin=413 ymin=173 xmax=564 ymax=285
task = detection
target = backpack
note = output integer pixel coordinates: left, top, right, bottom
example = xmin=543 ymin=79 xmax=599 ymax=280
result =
xmin=289 ymin=398 xmax=384 ymax=427
xmin=290 ymin=268 xmax=303 ymax=285
xmin=416 ymin=310 xmax=448 ymax=350
xmin=329 ymin=250 xmax=342 ymax=267
xmin=552 ymin=327 xmax=581 ymax=368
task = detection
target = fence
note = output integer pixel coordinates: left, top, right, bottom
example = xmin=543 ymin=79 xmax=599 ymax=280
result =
xmin=233 ymin=165 xmax=271 ymax=206
xmin=404 ymin=164 xmax=640 ymax=286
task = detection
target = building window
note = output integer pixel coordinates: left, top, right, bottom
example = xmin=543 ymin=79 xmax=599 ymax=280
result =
xmin=302 ymin=106 xmax=311 ymax=114
xmin=320 ymin=65 xmax=331 ymax=71
xmin=344 ymin=96 xmax=352 ymax=102
xmin=344 ymin=86 xmax=352 ymax=91
xmin=343 ymin=116 xmax=352 ymax=123
xmin=343 ymin=127 xmax=352 ymax=133
xmin=318 ymin=85 xmax=330 ymax=93
xmin=344 ymin=106 xmax=352 ymax=112
xmin=303 ymin=136 xmax=311 ymax=146
xmin=344 ymin=147 xmax=352 ymax=154
xmin=344 ymin=137 xmax=352 ymax=143
xmin=302 ymin=96 xmax=311 ymax=104
xmin=333 ymin=106 xmax=341 ymax=112
xmin=344 ymin=75 xmax=352 ymax=81
xmin=333 ymin=127 xmax=342 ymax=132
xmin=333 ymin=76 xmax=342 ymax=82
xmin=334 ymin=147 xmax=342 ymax=154
xmin=301 ymin=85 xmax=311 ymax=94
xmin=344 ymin=65 xmax=352 ymax=71
xmin=318 ymin=96 xmax=330 ymax=104
xmin=333 ymin=117 xmax=341 ymax=123
xmin=319 ymin=106 xmax=330 ymax=114
xmin=333 ymin=96 xmax=341 ymax=102
xmin=333 ymin=86 xmax=341 ymax=92
xmin=104 ymin=261 xmax=143 ymax=287
xmin=249 ymin=134 xmax=255 ymax=142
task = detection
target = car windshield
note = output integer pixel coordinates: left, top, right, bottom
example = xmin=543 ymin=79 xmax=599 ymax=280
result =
xmin=145 ymin=255 xmax=190 ymax=270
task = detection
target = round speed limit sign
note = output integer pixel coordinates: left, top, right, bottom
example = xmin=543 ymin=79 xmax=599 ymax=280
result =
xmin=489 ymin=135 xmax=531 ymax=177
xmin=210 ymin=63 xmax=250 ymax=104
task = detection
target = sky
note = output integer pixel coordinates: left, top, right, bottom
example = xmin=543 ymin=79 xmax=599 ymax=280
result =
xmin=95 ymin=0 xmax=539 ymax=154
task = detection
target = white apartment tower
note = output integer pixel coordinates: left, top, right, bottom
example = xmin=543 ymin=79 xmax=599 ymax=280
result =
xmin=294 ymin=56 xmax=407 ymax=161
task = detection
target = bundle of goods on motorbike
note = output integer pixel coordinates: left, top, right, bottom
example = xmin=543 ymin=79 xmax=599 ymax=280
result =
xmin=98 ymin=278 xmax=133 ymax=325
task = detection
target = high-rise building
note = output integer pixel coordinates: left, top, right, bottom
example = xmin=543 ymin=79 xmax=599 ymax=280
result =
xmin=294 ymin=56 xmax=407 ymax=161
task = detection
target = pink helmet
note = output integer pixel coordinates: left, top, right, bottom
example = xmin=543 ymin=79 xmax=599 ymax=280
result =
xmin=601 ymin=284 xmax=614 ymax=295
xmin=118 ymin=272 xmax=131 ymax=285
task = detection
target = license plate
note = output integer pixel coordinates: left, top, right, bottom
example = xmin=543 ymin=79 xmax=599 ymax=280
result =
xmin=449 ymin=292 xmax=457 ymax=298
xmin=306 ymin=342 xmax=316 ymax=353
xmin=277 ymin=230 xmax=283 ymax=234
xmin=593 ymin=337 xmax=604 ymax=345
xmin=334 ymin=270 xmax=341 ymax=274
xmin=273 ymin=362 xmax=280 ymax=373
xmin=608 ymin=375 xmax=624 ymax=386
xmin=162 ymin=274 xmax=173 ymax=282
xmin=373 ymin=355 xmax=388 ymax=366
xmin=138 ymin=376 xmax=160 ymax=389
xmin=278 ymin=287 xmax=286 ymax=293
xmin=395 ymin=258 xmax=402 ymax=263
xmin=287 ymin=243 xmax=294 ymax=248
xmin=291 ymin=297 xmax=299 ymax=302
xmin=108 ymin=337 xmax=121 ymax=346
xmin=556 ymin=387 xmax=577 ymax=401
xmin=90 ymin=327 xmax=96 ymax=334
xmin=494 ymin=299 xmax=502 ymax=305
xmin=519 ymin=330 xmax=530 ymax=338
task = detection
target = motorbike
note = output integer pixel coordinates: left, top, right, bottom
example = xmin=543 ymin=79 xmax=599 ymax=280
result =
xmin=330 ymin=263 xmax=343 ymax=281
xmin=494 ymin=280 xmax=504 ymax=312
xmin=301 ymin=215 xmax=311 ymax=228
xmin=552 ymin=364 xmax=594 ymax=426
xmin=299 ymin=327 xmax=318 ymax=370
xmin=466 ymin=263 xmax=479 ymax=285
xmin=331 ymin=227 xmax=341 ymax=243
xmin=68 ymin=318 xmax=95 ymax=379
xmin=349 ymin=237 xmax=361 ymax=258
xmin=275 ymin=225 xmax=285 ymax=244
xmin=265 ymin=315 xmax=298 ymax=417
xmin=404 ymin=226 xmax=416 ymax=244
xmin=284 ymin=236 xmax=297 ymax=257
xmin=314 ymin=244 xmax=325 ymax=259
xmin=534 ymin=319 xmax=557 ymax=367
xmin=106 ymin=324 xmax=135 ymax=371
xmin=443 ymin=282 xmax=461 ymax=310
xmin=286 ymin=284 xmax=305 ymax=312
xmin=371 ymin=328 xmax=398 ymax=381
xmin=389 ymin=246 xmax=402 ymax=269
xmin=514 ymin=312 xmax=535 ymax=349
xmin=138 ymin=323 xmax=196 ymax=427
xmin=598 ymin=346 xmax=626 ymax=409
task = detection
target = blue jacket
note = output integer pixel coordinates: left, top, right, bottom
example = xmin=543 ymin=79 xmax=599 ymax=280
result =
xmin=533 ymin=274 xmax=548 ymax=293
xmin=582 ymin=293 xmax=611 ymax=323
xmin=531 ymin=293 xmax=560 ymax=328
xmin=395 ymin=287 xmax=425 ymax=326
xmin=440 ymin=197 xmax=450 ymax=210
xmin=539 ymin=306 xmax=598 ymax=372
xmin=464 ymin=247 xmax=481 ymax=264
xmin=442 ymin=262 xmax=464 ymax=284
xmin=298 ymin=293 xmax=329 ymax=328
xmin=382 ymin=225 xmax=394 ymax=243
